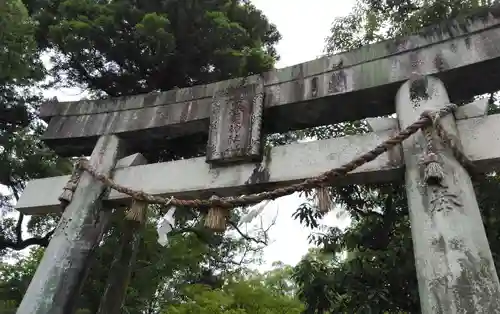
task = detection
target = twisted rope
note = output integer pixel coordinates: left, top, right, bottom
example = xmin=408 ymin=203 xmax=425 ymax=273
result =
xmin=58 ymin=159 xmax=85 ymax=210
xmin=420 ymin=104 xmax=457 ymax=185
xmin=421 ymin=105 xmax=476 ymax=176
xmin=67 ymin=104 xmax=473 ymax=210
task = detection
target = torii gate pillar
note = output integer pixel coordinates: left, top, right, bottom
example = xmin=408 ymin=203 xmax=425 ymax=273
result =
xmin=16 ymin=135 xmax=125 ymax=314
xmin=396 ymin=75 xmax=500 ymax=313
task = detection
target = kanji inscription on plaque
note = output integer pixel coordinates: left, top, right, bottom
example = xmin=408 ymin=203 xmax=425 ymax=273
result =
xmin=207 ymin=81 xmax=264 ymax=165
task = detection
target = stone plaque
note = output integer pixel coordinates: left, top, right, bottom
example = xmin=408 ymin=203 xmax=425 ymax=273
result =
xmin=207 ymin=81 xmax=264 ymax=165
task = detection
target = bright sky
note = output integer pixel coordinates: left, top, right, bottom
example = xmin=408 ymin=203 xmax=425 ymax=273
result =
xmin=252 ymin=0 xmax=354 ymax=68
xmin=27 ymin=0 xmax=356 ymax=269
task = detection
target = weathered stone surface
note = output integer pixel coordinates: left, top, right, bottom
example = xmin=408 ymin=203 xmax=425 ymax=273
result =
xmin=39 ymin=7 xmax=500 ymax=156
xmin=207 ymin=81 xmax=264 ymax=164
xmin=454 ymin=97 xmax=489 ymax=119
xmin=16 ymin=135 xmax=125 ymax=314
xmin=16 ymin=112 xmax=500 ymax=215
xmin=97 ymin=154 xmax=147 ymax=314
xmin=396 ymin=76 xmax=500 ymax=313
xmin=18 ymin=129 xmax=404 ymax=215
xmin=366 ymin=117 xmax=398 ymax=132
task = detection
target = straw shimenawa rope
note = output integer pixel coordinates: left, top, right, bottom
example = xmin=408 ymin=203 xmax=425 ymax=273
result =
xmin=58 ymin=162 xmax=84 ymax=210
xmin=419 ymin=105 xmax=458 ymax=185
xmin=71 ymin=104 xmax=473 ymax=211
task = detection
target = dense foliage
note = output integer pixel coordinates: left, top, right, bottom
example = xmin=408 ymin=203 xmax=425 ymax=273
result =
xmin=24 ymin=0 xmax=280 ymax=97
xmin=162 ymin=263 xmax=303 ymax=314
xmin=0 ymin=0 xmax=288 ymax=312
xmin=0 ymin=0 xmax=39 ymax=82
xmin=0 ymin=0 xmax=71 ymax=260
xmin=290 ymin=1 xmax=500 ymax=313
xmin=2 ymin=0 xmax=500 ymax=313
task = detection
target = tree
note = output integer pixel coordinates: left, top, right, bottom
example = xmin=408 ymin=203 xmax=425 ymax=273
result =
xmin=25 ymin=0 xmax=280 ymax=98
xmin=293 ymin=186 xmax=420 ymax=313
xmin=0 ymin=1 xmax=284 ymax=311
xmin=0 ymin=241 xmax=304 ymax=314
xmin=24 ymin=0 xmax=282 ymax=162
xmin=161 ymin=267 xmax=304 ymax=314
xmin=0 ymin=0 xmax=41 ymax=83
xmin=326 ymin=0 xmax=494 ymax=54
xmin=0 ymin=0 xmax=71 ymax=256
xmin=0 ymin=205 xmax=279 ymax=313
xmin=290 ymin=1 xmax=500 ymax=313
xmin=0 ymin=247 xmax=43 ymax=313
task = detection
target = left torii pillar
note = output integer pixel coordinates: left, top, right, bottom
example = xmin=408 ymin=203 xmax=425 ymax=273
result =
xmin=17 ymin=135 xmax=125 ymax=314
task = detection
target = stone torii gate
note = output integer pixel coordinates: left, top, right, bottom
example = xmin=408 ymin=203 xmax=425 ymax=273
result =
xmin=14 ymin=7 xmax=500 ymax=314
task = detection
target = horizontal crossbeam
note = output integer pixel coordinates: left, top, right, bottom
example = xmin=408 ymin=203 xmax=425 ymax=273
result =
xmin=40 ymin=7 xmax=500 ymax=156
xmin=17 ymin=111 xmax=500 ymax=215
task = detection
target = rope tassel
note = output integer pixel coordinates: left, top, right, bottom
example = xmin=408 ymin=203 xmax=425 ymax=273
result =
xmin=58 ymin=183 xmax=77 ymax=208
xmin=314 ymin=186 xmax=332 ymax=213
xmin=125 ymin=200 xmax=148 ymax=224
xmin=422 ymin=125 xmax=444 ymax=186
xmin=423 ymin=152 xmax=444 ymax=185
xmin=204 ymin=195 xmax=229 ymax=232
xmin=58 ymin=159 xmax=84 ymax=210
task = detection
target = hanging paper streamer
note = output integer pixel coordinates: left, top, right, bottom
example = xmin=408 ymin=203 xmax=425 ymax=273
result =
xmin=156 ymin=206 xmax=177 ymax=247
xmin=239 ymin=200 xmax=271 ymax=225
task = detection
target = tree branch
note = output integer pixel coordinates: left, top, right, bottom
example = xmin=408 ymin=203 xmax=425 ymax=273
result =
xmin=15 ymin=212 xmax=24 ymax=242
xmin=0 ymin=208 xmax=56 ymax=251
xmin=169 ymin=226 xmax=206 ymax=240
xmin=0 ymin=228 xmax=55 ymax=251
xmin=350 ymin=207 xmax=383 ymax=219
xmin=227 ymin=220 xmax=268 ymax=246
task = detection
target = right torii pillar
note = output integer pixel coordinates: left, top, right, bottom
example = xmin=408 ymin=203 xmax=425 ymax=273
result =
xmin=396 ymin=75 xmax=500 ymax=313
